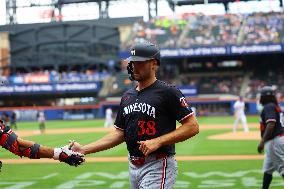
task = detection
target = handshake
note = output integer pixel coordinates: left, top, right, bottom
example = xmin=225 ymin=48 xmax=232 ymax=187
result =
xmin=53 ymin=144 xmax=85 ymax=167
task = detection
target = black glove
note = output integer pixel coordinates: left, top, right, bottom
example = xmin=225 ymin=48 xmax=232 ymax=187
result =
xmin=53 ymin=146 xmax=85 ymax=167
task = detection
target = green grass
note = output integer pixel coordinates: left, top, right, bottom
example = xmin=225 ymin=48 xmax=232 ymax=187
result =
xmin=197 ymin=115 xmax=259 ymax=125
xmin=1 ymin=161 xmax=283 ymax=189
xmin=13 ymin=115 xmax=259 ymax=130
xmin=1 ymin=116 xmax=283 ymax=189
xmin=0 ymin=129 xmax=259 ymax=159
xmin=14 ymin=119 xmax=106 ymax=130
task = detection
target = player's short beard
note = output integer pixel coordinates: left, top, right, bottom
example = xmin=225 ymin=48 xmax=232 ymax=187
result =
xmin=134 ymin=71 xmax=151 ymax=82
xmin=134 ymin=74 xmax=146 ymax=82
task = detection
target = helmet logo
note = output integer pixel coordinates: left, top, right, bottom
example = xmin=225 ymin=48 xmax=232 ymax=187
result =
xmin=131 ymin=49 xmax=135 ymax=55
xmin=180 ymin=97 xmax=188 ymax=107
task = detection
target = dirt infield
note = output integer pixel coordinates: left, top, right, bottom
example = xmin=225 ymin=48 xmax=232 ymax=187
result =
xmin=208 ymin=131 xmax=260 ymax=140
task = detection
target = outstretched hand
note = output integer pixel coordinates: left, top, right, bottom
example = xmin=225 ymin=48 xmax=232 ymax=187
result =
xmin=68 ymin=140 xmax=85 ymax=154
xmin=54 ymin=145 xmax=85 ymax=167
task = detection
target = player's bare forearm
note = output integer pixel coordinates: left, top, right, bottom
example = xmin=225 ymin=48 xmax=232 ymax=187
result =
xmin=81 ymin=128 xmax=124 ymax=155
xmin=17 ymin=138 xmax=54 ymax=158
xmin=138 ymin=116 xmax=199 ymax=156
xmin=262 ymin=122 xmax=275 ymax=143
xmin=1 ymin=122 xmax=85 ymax=166
xmin=157 ymin=115 xmax=199 ymax=146
xmin=258 ymin=122 xmax=275 ymax=153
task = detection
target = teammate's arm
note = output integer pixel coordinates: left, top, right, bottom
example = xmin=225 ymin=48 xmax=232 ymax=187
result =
xmin=138 ymin=115 xmax=199 ymax=156
xmin=258 ymin=121 xmax=275 ymax=153
xmin=0 ymin=121 xmax=84 ymax=166
xmin=17 ymin=138 xmax=54 ymax=158
xmin=70 ymin=128 xmax=124 ymax=155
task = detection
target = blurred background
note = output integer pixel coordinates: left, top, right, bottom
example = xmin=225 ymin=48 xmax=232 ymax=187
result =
xmin=1 ymin=0 xmax=284 ymax=119
xmin=0 ymin=0 xmax=284 ymax=188
xmin=0 ymin=0 xmax=284 ymax=119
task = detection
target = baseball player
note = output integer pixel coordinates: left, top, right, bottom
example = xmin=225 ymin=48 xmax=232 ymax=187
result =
xmin=104 ymin=107 xmax=113 ymax=128
xmin=10 ymin=111 xmax=17 ymax=130
xmin=233 ymin=96 xmax=249 ymax=132
xmin=257 ymin=86 xmax=284 ymax=189
xmin=37 ymin=110 xmax=46 ymax=134
xmin=69 ymin=41 xmax=199 ymax=189
xmin=0 ymin=120 xmax=84 ymax=168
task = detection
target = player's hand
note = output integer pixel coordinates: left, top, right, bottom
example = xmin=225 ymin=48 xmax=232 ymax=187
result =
xmin=257 ymin=140 xmax=264 ymax=154
xmin=53 ymin=145 xmax=85 ymax=167
xmin=68 ymin=140 xmax=85 ymax=154
xmin=137 ymin=138 xmax=162 ymax=157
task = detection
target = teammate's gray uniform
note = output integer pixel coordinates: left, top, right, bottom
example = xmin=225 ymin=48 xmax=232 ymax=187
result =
xmin=260 ymin=103 xmax=284 ymax=175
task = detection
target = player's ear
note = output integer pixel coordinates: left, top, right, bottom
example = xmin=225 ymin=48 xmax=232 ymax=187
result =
xmin=151 ymin=60 xmax=158 ymax=70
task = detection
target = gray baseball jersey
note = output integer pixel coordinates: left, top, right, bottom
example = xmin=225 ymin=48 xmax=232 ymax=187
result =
xmin=260 ymin=103 xmax=284 ymax=175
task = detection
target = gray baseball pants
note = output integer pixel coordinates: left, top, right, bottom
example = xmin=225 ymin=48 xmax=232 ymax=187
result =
xmin=128 ymin=154 xmax=178 ymax=189
xmin=263 ymin=135 xmax=284 ymax=175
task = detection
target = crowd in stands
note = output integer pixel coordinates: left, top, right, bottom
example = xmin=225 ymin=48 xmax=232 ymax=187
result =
xmin=3 ymin=65 xmax=284 ymax=100
xmin=245 ymin=70 xmax=284 ymax=99
xmin=159 ymin=69 xmax=244 ymax=96
xmin=242 ymin=12 xmax=283 ymax=45
xmin=122 ymin=11 xmax=284 ymax=49
xmin=157 ymin=64 xmax=284 ymax=99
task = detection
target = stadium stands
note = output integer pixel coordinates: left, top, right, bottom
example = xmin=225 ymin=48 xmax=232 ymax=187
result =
xmin=122 ymin=11 xmax=284 ymax=49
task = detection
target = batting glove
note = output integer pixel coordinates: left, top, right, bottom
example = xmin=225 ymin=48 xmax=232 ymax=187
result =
xmin=54 ymin=145 xmax=85 ymax=167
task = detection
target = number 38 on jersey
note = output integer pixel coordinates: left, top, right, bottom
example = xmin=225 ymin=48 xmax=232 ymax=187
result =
xmin=137 ymin=120 xmax=156 ymax=136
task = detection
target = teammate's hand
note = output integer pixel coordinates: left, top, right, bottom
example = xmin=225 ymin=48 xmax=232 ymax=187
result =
xmin=69 ymin=140 xmax=85 ymax=154
xmin=137 ymin=138 xmax=162 ymax=156
xmin=257 ymin=140 xmax=264 ymax=153
xmin=53 ymin=145 xmax=85 ymax=167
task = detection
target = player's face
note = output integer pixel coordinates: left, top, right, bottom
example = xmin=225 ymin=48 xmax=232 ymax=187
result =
xmin=132 ymin=60 xmax=153 ymax=81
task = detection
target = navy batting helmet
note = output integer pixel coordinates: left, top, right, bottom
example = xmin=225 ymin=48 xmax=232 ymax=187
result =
xmin=127 ymin=41 xmax=160 ymax=64
xmin=259 ymin=86 xmax=277 ymax=106
xmin=127 ymin=41 xmax=160 ymax=81
xmin=260 ymin=86 xmax=276 ymax=97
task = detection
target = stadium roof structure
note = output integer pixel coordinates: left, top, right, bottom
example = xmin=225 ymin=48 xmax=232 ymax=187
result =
xmin=6 ymin=0 xmax=284 ymax=25
xmin=0 ymin=18 xmax=141 ymax=71
xmin=167 ymin=0 xmax=283 ymax=11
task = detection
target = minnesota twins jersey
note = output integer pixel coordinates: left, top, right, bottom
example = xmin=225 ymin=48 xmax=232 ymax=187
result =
xmin=114 ymin=80 xmax=194 ymax=157
xmin=260 ymin=103 xmax=284 ymax=138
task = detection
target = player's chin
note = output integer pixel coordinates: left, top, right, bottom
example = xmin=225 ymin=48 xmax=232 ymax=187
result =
xmin=133 ymin=74 xmax=142 ymax=81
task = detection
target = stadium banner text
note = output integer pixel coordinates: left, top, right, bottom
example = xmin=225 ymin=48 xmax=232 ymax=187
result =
xmin=0 ymin=82 xmax=102 ymax=95
xmin=119 ymin=43 xmax=283 ymax=58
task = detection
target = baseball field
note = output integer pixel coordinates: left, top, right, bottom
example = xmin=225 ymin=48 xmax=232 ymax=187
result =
xmin=1 ymin=116 xmax=284 ymax=189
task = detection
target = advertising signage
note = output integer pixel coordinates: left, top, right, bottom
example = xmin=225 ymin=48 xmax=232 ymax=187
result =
xmin=0 ymin=82 xmax=102 ymax=95
xmin=161 ymin=44 xmax=282 ymax=57
xmin=119 ymin=43 xmax=283 ymax=59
